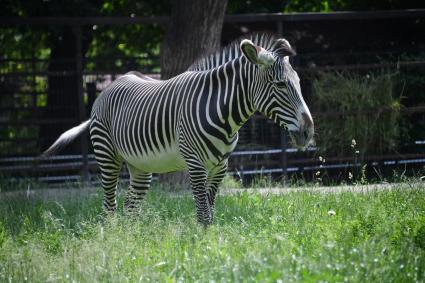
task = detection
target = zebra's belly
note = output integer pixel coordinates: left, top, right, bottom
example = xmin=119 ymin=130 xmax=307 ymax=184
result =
xmin=121 ymin=147 xmax=187 ymax=173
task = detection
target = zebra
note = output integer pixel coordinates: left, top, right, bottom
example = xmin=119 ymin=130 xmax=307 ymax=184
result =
xmin=42 ymin=34 xmax=314 ymax=225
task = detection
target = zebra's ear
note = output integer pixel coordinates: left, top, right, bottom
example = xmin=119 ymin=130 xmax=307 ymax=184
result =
xmin=275 ymin=38 xmax=296 ymax=57
xmin=240 ymin=39 xmax=275 ymax=66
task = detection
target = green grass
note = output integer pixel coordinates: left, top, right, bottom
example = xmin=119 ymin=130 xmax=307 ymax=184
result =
xmin=0 ymin=184 xmax=424 ymax=282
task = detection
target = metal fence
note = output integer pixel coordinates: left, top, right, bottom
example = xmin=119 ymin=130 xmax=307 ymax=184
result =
xmin=1 ymin=10 xmax=425 ymax=185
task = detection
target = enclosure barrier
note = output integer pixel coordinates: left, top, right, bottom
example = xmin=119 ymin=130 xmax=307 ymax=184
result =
xmin=1 ymin=141 xmax=424 ymax=185
xmin=1 ymin=10 xmax=424 ymax=184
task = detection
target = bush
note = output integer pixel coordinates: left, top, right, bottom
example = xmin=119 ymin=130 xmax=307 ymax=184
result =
xmin=312 ymin=71 xmax=404 ymax=157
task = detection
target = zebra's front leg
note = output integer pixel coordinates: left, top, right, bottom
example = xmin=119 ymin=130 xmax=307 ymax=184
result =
xmin=207 ymin=162 xmax=228 ymax=222
xmin=124 ymin=165 xmax=152 ymax=214
xmin=187 ymin=161 xmax=211 ymax=226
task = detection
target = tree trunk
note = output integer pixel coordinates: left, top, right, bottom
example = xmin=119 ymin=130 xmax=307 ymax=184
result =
xmin=159 ymin=0 xmax=228 ymax=186
xmin=160 ymin=0 xmax=228 ymax=79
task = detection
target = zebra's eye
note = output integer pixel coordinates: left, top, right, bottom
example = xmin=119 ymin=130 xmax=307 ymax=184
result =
xmin=274 ymin=81 xmax=287 ymax=88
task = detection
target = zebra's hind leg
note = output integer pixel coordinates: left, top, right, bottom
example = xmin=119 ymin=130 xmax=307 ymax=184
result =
xmin=207 ymin=162 xmax=228 ymax=222
xmin=90 ymin=120 xmax=122 ymax=213
xmin=124 ymin=165 xmax=152 ymax=214
xmin=99 ymin=162 xmax=122 ymax=213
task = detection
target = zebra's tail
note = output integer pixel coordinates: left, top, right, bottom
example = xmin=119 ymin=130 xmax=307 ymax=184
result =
xmin=40 ymin=119 xmax=91 ymax=158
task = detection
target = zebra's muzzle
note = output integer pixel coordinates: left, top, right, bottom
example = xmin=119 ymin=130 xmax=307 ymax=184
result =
xmin=288 ymin=113 xmax=314 ymax=151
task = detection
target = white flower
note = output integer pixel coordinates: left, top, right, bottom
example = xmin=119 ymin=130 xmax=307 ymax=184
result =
xmin=348 ymin=172 xmax=353 ymax=180
xmin=318 ymin=156 xmax=326 ymax=163
xmin=328 ymin=210 xmax=336 ymax=216
xmin=351 ymin=139 xmax=357 ymax=148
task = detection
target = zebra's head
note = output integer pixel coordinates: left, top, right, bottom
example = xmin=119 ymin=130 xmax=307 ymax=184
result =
xmin=240 ymin=38 xmax=314 ymax=150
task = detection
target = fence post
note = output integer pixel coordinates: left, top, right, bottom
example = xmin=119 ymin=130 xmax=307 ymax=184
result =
xmin=73 ymin=25 xmax=89 ymax=184
xmin=276 ymin=19 xmax=288 ymax=184
xmin=280 ymin=132 xmax=288 ymax=183
xmin=276 ymin=19 xmax=283 ymax=38
xmin=86 ymin=82 xmax=96 ymax=111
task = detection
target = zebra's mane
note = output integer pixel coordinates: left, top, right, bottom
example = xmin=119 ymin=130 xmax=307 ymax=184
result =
xmin=188 ymin=33 xmax=295 ymax=72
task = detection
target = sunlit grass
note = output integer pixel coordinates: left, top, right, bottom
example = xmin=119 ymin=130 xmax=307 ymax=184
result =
xmin=0 ymin=183 xmax=424 ymax=282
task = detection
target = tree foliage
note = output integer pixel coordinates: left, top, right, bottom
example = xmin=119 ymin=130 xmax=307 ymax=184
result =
xmin=2 ymin=0 xmax=425 ymax=63
xmin=228 ymin=0 xmax=425 ymax=13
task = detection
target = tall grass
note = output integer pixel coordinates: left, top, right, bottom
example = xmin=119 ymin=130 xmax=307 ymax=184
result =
xmin=0 ymin=184 xmax=424 ymax=282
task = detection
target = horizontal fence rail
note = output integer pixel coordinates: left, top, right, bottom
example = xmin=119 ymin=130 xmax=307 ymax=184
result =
xmin=1 ymin=142 xmax=424 ymax=184
xmin=1 ymin=9 xmax=425 ymax=26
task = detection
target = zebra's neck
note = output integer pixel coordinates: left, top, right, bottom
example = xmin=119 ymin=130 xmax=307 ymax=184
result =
xmin=199 ymin=57 xmax=257 ymax=138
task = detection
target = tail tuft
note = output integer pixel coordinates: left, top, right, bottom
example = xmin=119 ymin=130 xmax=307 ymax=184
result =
xmin=39 ymin=120 xmax=91 ymax=158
